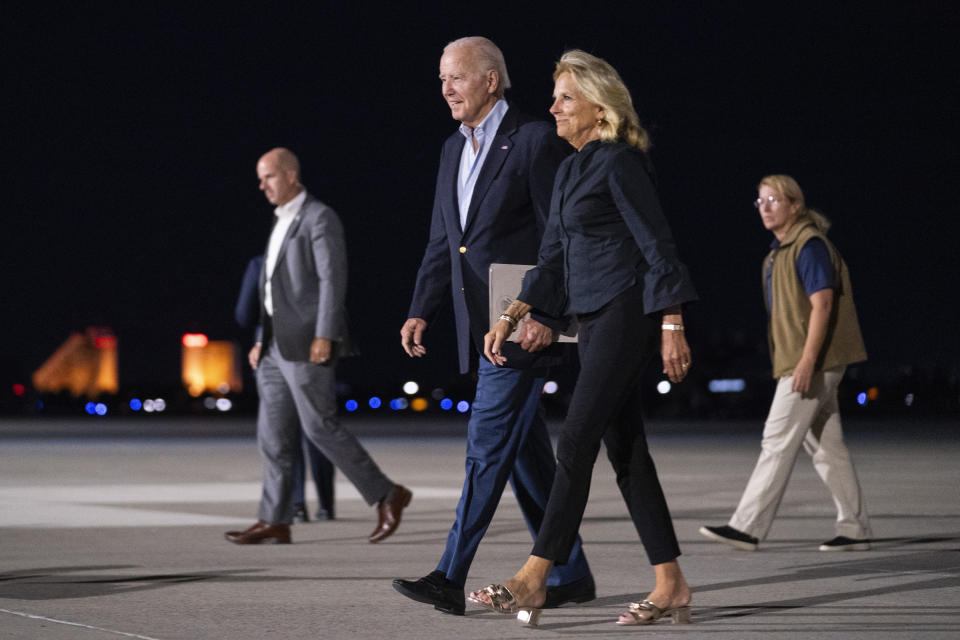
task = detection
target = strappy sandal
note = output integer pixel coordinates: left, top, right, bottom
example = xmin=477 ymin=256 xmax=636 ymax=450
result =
xmin=467 ymin=584 xmax=543 ymax=627
xmin=468 ymin=584 xmax=518 ymax=613
xmin=616 ymin=600 xmax=692 ymax=625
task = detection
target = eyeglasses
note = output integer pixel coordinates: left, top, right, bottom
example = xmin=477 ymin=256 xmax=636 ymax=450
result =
xmin=753 ymin=195 xmax=780 ymax=208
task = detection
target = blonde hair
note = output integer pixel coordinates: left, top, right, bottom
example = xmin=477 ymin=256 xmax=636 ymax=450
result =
xmin=554 ymin=49 xmax=649 ymax=151
xmin=444 ymin=36 xmax=511 ymax=98
xmin=759 ymin=174 xmax=831 ymax=233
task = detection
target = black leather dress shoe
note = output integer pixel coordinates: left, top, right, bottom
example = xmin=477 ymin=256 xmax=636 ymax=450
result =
xmin=393 ymin=570 xmax=465 ymax=615
xmin=543 ymin=574 xmax=596 ymax=608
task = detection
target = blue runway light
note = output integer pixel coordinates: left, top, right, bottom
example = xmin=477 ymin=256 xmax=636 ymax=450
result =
xmin=85 ymin=402 xmax=97 ymax=415
xmin=368 ymin=396 xmax=382 ymax=409
xmin=129 ymin=398 xmax=142 ymax=411
xmin=440 ymin=398 xmax=453 ymax=410
xmin=708 ymin=378 xmax=746 ymax=393
xmin=856 ymin=392 xmax=867 ymax=406
xmin=456 ymin=400 xmax=470 ymax=413
xmin=95 ymin=403 xmax=108 ymax=416
xmin=345 ymin=399 xmax=359 ymax=412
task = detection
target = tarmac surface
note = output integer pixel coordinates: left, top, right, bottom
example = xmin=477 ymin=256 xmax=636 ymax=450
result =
xmin=1 ymin=415 xmax=958 ymax=639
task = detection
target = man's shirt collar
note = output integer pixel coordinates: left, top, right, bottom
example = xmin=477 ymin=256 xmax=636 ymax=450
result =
xmin=275 ymin=189 xmax=306 ymax=219
xmin=458 ymin=98 xmax=508 ymax=143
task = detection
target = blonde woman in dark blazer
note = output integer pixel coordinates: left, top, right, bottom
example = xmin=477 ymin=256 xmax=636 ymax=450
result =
xmin=469 ymin=50 xmax=697 ymax=627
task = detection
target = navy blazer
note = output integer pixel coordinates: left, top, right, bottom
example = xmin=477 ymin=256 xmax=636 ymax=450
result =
xmin=235 ymin=255 xmax=264 ymax=329
xmin=408 ymin=106 xmax=572 ymax=374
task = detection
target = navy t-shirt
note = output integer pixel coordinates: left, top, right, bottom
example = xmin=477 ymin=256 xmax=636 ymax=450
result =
xmin=766 ymin=237 xmax=833 ymax=309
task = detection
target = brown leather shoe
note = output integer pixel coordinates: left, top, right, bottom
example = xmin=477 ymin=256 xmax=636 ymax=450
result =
xmin=224 ymin=520 xmax=291 ymax=544
xmin=369 ymin=485 xmax=412 ymax=543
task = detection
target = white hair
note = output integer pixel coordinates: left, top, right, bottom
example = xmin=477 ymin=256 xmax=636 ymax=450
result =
xmin=444 ymin=36 xmax=511 ymax=95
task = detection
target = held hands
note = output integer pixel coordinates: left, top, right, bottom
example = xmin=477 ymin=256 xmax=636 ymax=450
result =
xmin=484 ymin=300 xmax=534 ymax=365
xmin=517 ymin=317 xmax=554 ymax=352
xmin=400 ymin=318 xmax=428 ymax=357
xmin=483 ymin=319 xmax=514 ymax=366
xmin=310 ymin=337 xmax=332 ymax=364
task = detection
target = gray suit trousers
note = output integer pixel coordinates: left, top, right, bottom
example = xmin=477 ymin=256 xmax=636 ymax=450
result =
xmin=256 ymin=342 xmax=393 ymax=524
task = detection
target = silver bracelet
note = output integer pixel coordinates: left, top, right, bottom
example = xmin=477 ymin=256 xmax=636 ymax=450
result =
xmin=661 ymin=323 xmax=684 ymax=331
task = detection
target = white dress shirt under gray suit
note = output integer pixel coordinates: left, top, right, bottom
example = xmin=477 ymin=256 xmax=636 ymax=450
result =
xmin=254 ymin=192 xmax=393 ymax=523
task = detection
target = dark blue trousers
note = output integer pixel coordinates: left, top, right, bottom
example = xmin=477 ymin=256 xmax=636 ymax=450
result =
xmin=437 ymin=358 xmax=591 ymax=587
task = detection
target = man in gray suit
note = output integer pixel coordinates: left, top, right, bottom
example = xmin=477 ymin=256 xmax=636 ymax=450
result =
xmin=225 ymin=147 xmax=411 ymax=545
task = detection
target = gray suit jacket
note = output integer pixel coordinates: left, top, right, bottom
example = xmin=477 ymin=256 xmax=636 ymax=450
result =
xmin=257 ymin=193 xmax=350 ymax=362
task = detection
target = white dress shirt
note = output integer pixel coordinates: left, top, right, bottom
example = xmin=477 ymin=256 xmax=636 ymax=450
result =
xmin=457 ymin=99 xmax=508 ymax=230
xmin=264 ymin=189 xmax=306 ymax=316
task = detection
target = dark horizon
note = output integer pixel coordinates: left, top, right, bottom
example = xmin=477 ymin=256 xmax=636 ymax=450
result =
xmin=4 ymin=4 xmax=958 ymax=404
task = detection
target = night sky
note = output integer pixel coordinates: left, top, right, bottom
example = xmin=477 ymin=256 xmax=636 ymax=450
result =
xmin=5 ymin=3 xmax=958 ymax=397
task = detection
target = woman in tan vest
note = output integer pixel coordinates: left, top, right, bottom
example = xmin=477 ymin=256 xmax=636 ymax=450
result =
xmin=700 ymin=174 xmax=872 ymax=552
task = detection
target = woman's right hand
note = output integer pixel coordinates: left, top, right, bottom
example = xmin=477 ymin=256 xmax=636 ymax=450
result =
xmin=483 ymin=319 xmax=514 ymax=366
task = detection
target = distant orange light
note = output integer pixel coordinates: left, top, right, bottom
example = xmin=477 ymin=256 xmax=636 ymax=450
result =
xmin=12 ymin=383 xmax=26 ymax=397
xmin=182 ymin=333 xmax=209 ymax=348
xmin=867 ymin=387 xmax=879 ymax=401
xmin=410 ymin=397 xmax=428 ymax=412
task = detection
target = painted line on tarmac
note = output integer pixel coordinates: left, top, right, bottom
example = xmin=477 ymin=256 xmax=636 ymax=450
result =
xmin=0 ymin=608 xmax=160 ymax=639
xmin=0 ymin=483 xmax=462 ymax=503
xmin=0 ymin=483 xmax=461 ymax=528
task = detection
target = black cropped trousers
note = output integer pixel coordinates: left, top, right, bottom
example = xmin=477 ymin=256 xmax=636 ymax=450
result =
xmin=531 ymin=283 xmax=682 ymax=566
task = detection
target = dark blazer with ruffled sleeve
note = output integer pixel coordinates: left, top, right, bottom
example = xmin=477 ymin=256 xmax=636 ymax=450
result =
xmin=520 ymin=140 xmax=697 ymax=317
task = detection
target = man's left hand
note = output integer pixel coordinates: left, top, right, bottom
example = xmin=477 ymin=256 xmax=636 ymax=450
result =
xmin=310 ymin=337 xmax=333 ymax=364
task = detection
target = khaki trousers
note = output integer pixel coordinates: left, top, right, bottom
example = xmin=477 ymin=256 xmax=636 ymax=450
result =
xmin=729 ymin=366 xmax=872 ymax=540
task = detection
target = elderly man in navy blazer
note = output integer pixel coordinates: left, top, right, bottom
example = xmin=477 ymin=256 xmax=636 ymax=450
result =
xmin=393 ymin=37 xmax=594 ymax=615
xmin=225 ymin=148 xmax=411 ymax=545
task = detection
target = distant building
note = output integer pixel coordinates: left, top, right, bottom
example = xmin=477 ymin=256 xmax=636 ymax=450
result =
xmin=33 ymin=327 xmax=119 ymax=398
xmin=181 ymin=334 xmax=242 ymax=396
